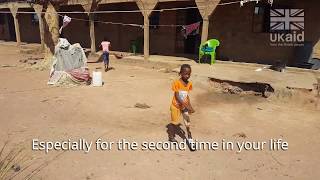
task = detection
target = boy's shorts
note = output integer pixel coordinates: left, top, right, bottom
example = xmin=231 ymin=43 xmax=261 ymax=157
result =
xmin=102 ymin=51 xmax=109 ymax=64
xmin=170 ymin=104 xmax=189 ymax=125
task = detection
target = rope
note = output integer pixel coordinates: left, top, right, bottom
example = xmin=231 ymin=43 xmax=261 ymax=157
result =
xmin=58 ymin=14 xmax=143 ymax=28
xmin=57 ymin=14 xmax=199 ymax=28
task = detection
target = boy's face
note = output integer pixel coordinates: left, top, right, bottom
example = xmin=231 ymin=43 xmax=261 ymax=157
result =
xmin=180 ymin=68 xmax=191 ymax=82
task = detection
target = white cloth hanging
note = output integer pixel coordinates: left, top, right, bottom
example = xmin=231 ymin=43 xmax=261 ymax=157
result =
xmin=59 ymin=15 xmax=72 ymax=34
xmin=240 ymin=0 xmax=261 ymax=7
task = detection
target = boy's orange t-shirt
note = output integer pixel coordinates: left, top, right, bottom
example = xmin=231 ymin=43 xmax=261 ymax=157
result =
xmin=171 ymin=79 xmax=193 ymax=109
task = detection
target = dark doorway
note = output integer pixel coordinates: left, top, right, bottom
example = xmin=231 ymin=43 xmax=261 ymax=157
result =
xmin=0 ymin=9 xmax=16 ymax=41
xmin=184 ymin=8 xmax=202 ymax=55
xmin=7 ymin=14 xmax=16 ymax=41
xmin=19 ymin=8 xmax=40 ymax=43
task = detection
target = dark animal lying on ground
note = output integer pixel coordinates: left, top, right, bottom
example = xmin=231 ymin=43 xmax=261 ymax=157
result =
xmin=270 ymin=61 xmax=286 ymax=72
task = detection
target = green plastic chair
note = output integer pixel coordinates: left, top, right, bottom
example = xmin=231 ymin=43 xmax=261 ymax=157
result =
xmin=130 ymin=40 xmax=138 ymax=54
xmin=199 ymin=39 xmax=220 ymax=65
xmin=130 ymin=37 xmax=143 ymax=54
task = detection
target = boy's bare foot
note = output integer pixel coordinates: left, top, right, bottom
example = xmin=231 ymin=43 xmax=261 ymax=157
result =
xmin=187 ymin=107 xmax=195 ymax=114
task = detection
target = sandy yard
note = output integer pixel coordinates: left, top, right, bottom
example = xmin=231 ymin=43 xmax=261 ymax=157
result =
xmin=0 ymin=44 xmax=320 ymax=180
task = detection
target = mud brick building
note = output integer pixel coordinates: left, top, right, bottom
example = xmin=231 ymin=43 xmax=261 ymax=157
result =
xmin=0 ymin=0 xmax=319 ymax=66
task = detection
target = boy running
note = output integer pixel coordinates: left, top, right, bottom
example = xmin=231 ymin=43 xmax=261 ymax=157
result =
xmin=100 ymin=39 xmax=111 ymax=72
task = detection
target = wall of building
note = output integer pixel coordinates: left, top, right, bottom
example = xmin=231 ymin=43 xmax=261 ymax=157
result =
xmin=58 ymin=1 xmax=195 ymax=55
xmin=149 ymin=2 xmax=178 ymax=55
xmin=0 ymin=0 xmax=319 ymax=65
xmin=149 ymin=1 xmax=201 ymax=56
xmin=208 ymin=0 xmax=320 ymax=65
xmin=149 ymin=11 xmax=177 ymax=55
xmin=95 ymin=3 xmax=143 ymax=52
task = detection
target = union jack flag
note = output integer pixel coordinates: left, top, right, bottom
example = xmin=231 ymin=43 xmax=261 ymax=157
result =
xmin=270 ymin=9 xmax=304 ymax=31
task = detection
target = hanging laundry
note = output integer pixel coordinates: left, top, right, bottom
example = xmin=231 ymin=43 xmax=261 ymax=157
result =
xmin=181 ymin=22 xmax=200 ymax=39
xmin=190 ymin=26 xmax=200 ymax=36
xmin=240 ymin=0 xmax=260 ymax=7
xmin=59 ymin=15 xmax=72 ymax=34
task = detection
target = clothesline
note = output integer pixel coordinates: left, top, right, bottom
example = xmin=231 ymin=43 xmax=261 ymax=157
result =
xmin=58 ymin=13 xmax=200 ymax=28
xmin=59 ymin=14 xmax=144 ymax=28
xmin=57 ymin=13 xmax=202 ymax=39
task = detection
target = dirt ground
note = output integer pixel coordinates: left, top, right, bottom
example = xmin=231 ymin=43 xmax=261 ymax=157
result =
xmin=0 ymin=44 xmax=320 ymax=180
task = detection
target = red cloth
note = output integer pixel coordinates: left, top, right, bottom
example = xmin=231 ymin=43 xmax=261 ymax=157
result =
xmin=67 ymin=68 xmax=91 ymax=82
xmin=183 ymin=22 xmax=200 ymax=38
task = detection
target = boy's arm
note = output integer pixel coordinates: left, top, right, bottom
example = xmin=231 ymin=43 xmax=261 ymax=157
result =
xmin=186 ymin=96 xmax=195 ymax=113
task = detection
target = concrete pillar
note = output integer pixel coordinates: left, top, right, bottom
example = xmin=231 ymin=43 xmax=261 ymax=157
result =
xmin=201 ymin=17 xmax=209 ymax=43
xmin=9 ymin=7 xmax=20 ymax=46
xmin=34 ymin=5 xmax=45 ymax=50
xmin=89 ymin=13 xmax=96 ymax=53
xmin=82 ymin=2 xmax=98 ymax=54
xmin=136 ymin=0 xmax=157 ymax=60
xmin=43 ymin=2 xmax=60 ymax=58
xmin=195 ymin=0 xmax=219 ymax=43
xmin=143 ymin=15 xmax=149 ymax=60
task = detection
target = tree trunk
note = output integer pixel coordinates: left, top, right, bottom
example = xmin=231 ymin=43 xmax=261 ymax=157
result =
xmin=43 ymin=2 xmax=59 ymax=61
